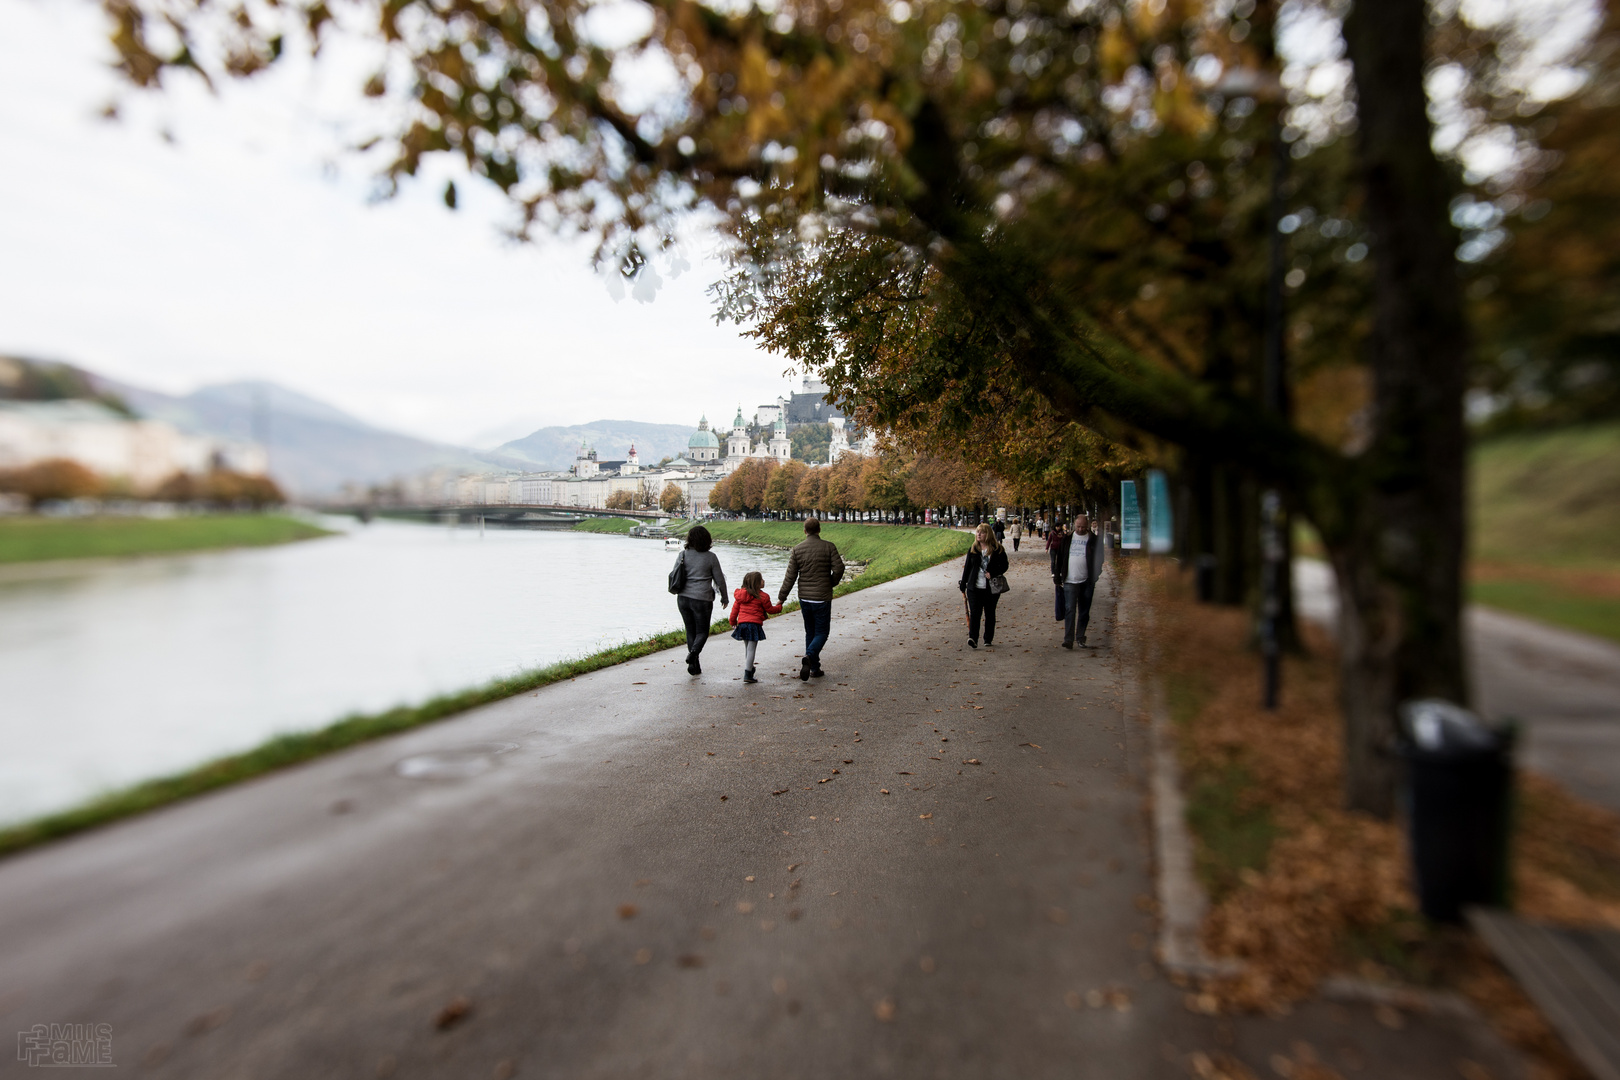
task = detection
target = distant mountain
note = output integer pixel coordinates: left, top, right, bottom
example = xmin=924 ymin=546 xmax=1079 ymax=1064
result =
xmin=84 ymin=373 xmax=491 ymax=498
xmin=497 ymin=420 xmax=700 ymax=470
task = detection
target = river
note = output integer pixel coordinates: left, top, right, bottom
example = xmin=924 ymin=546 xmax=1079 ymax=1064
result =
xmin=0 ymin=519 xmax=793 ymax=825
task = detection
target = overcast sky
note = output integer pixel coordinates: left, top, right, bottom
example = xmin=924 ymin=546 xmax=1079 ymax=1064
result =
xmin=0 ymin=0 xmax=790 ymax=448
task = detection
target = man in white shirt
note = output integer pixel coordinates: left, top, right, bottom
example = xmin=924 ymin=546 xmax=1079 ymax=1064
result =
xmin=1050 ymin=513 xmax=1104 ymax=649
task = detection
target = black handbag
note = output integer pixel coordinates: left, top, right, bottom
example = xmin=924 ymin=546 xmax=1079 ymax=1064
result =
xmin=668 ymin=550 xmax=688 ymax=595
xmin=989 ymin=573 xmax=1010 ymax=595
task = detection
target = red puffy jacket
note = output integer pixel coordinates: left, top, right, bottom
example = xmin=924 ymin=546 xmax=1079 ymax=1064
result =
xmin=729 ymin=588 xmax=783 ymax=626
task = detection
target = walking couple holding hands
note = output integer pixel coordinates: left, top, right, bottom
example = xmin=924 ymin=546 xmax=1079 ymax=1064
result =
xmin=670 ymin=519 xmax=846 ymax=683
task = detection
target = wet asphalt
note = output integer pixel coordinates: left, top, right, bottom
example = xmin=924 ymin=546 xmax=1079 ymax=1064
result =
xmin=0 ymin=544 xmax=1527 ymax=1079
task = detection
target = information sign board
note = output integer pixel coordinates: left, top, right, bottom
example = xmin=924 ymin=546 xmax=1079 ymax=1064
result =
xmin=1120 ymin=481 xmax=1142 ymax=550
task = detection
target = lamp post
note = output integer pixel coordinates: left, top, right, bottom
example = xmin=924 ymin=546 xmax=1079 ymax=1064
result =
xmin=1215 ymin=65 xmax=1289 ymax=710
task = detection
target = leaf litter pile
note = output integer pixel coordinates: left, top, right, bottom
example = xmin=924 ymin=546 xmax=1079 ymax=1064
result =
xmin=1146 ymin=566 xmax=1620 ymax=1078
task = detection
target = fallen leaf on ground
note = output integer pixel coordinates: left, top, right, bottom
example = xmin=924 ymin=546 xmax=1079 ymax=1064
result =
xmin=617 ymin=904 xmax=638 ymax=919
xmin=677 ymin=955 xmax=704 ymax=968
xmin=873 ymin=997 xmax=897 ymax=1022
xmin=434 ymin=997 xmax=472 ymax=1030
xmin=880 ymin=789 xmax=890 ymax=795
xmin=1020 ymin=742 xmax=1041 ymax=749
xmin=964 ymin=759 xmax=981 ymax=765
xmin=919 ymin=813 xmax=933 ymax=820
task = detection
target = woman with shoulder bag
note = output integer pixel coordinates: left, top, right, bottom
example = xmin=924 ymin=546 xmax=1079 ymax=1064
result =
xmin=958 ymin=523 xmax=1009 ymax=649
xmin=669 ymin=525 xmax=728 ymax=675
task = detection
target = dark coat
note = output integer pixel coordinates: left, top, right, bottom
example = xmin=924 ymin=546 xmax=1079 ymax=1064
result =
xmin=1050 ymin=530 xmax=1104 ymax=585
xmin=959 ymin=545 xmax=1010 ymax=591
xmin=779 ymin=535 xmax=846 ymax=603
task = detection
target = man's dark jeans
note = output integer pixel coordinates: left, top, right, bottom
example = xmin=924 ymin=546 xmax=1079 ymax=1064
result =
xmin=677 ymin=597 xmax=714 ymax=659
xmin=1063 ymin=580 xmax=1096 ymax=645
xmin=799 ymin=600 xmax=831 ymax=670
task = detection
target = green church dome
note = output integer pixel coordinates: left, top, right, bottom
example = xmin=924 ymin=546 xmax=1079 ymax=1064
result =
xmin=688 ymin=416 xmax=719 ymax=449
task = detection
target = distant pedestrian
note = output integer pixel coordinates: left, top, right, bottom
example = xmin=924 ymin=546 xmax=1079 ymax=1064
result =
xmin=959 ymin=523 xmax=1009 ymax=649
xmin=729 ymin=571 xmax=782 ymax=684
xmin=1046 ymin=520 xmax=1068 ymax=621
xmin=778 ymin=518 xmax=846 ymax=681
xmin=672 ymin=525 xmax=728 ymax=675
xmin=1010 ymin=519 xmax=1023 ymax=552
xmin=992 ymin=517 xmax=1006 ymax=545
xmin=1051 ymin=513 xmax=1104 ymax=649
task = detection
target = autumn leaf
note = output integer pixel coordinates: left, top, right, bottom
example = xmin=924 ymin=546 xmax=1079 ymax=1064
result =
xmin=434 ymin=997 xmax=472 ymax=1030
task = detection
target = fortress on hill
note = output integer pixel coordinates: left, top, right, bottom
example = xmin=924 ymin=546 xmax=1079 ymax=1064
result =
xmin=458 ymin=376 xmax=875 ymax=513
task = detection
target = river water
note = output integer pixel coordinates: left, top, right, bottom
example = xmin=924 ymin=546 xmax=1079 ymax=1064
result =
xmin=0 ymin=519 xmax=792 ymax=825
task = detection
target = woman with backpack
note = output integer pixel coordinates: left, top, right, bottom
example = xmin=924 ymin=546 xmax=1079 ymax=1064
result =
xmin=958 ymin=522 xmax=1009 ymax=649
xmin=669 ymin=525 xmax=728 ymax=675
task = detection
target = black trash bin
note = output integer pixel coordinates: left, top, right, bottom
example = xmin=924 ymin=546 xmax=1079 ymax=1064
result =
xmin=1398 ymin=700 xmax=1515 ymax=923
xmin=1194 ymin=555 xmax=1218 ymax=602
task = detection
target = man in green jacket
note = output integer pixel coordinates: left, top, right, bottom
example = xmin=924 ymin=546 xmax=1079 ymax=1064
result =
xmin=778 ymin=519 xmax=846 ymax=681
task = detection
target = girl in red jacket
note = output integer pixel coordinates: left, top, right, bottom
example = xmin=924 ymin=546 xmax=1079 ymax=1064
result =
xmin=729 ymin=571 xmax=782 ymax=684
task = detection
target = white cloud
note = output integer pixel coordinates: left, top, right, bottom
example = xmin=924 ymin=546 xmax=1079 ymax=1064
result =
xmin=0 ymin=0 xmax=788 ymax=446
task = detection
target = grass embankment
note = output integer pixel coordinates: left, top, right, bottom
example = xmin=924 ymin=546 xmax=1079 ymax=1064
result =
xmin=0 ymin=514 xmax=332 ymax=564
xmin=670 ymin=520 xmax=972 ymax=592
xmin=1470 ymin=421 xmax=1620 ymax=642
xmin=1150 ymin=565 xmax=1620 ymax=1076
xmin=571 ymin=516 xmax=637 ymax=534
xmin=0 ymin=521 xmax=968 ymax=859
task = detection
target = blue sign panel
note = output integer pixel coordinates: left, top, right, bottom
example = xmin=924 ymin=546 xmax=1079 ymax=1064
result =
xmin=1147 ymin=469 xmax=1173 ymax=554
xmin=1120 ymin=481 xmax=1142 ymax=550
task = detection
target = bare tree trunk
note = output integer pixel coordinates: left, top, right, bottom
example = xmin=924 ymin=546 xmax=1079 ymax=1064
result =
xmin=1337 ymin=0 xmax=1472 ymax=817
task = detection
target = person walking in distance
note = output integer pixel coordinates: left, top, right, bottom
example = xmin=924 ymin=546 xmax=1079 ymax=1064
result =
xmin=674 ymin=525 xmax=728 ymax=675
xmin=778 ymin=518 xmax=845 ymax=681
xmin=1010 ymin=517 xmax=1023 ymax=552
xmin=959 ymin=523 xmax=1009 ymax=649
xmin=992 ymin=516 xmax=1006 ymax=546
xmin=1046 ymin=517 xmax=1068 ymax=622
xmin=1052 ymin=513 xmax=1104 ymax=649
xmin=729 ymin=571 xmax=781 ymax=684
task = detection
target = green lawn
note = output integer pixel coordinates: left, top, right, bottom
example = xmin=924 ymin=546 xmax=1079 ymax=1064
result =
xmin=1470 ymin=579 xmax=1620 ymax=644
xmin=1472 ymin=421 xmax=1620 ymax=568
xmin=1468 ymin=421 xmax=1620 ymax=641
xmin=0 ymin=514 xmax=334 ymax=564
xmin=572 ymin=516 xmax=637 ymax=534
xmin=673 ymin=520 xmax=973 ymax=591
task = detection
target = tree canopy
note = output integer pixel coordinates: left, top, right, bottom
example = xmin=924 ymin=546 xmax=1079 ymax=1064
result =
xmin=101 ymin=0 xmax=1602 ymax=814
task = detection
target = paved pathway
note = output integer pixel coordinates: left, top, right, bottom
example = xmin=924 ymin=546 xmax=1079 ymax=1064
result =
xmin=0 ymin=546 xmax=1521 ymax=1078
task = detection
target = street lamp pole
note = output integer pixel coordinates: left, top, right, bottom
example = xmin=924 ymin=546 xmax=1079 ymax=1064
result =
xmin=1259 ymin=115 xmax=1289 ymax=710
